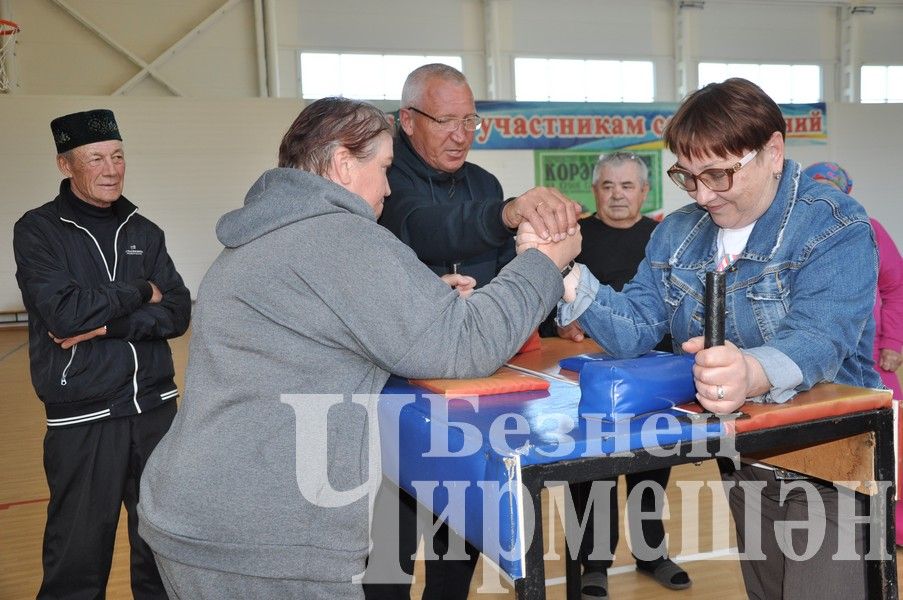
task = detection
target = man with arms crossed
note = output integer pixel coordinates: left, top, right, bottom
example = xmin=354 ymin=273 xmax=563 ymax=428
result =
xmin=13 ymin=109 xmax=190 ymax=599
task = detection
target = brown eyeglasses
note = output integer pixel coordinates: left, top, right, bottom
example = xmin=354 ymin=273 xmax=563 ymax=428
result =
xmin=667 ymin=149 xmax=758 ymax=193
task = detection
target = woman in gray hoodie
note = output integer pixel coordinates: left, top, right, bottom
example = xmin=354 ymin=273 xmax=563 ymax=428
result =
xmin=137 ymin=97 xmax=581 ymax=599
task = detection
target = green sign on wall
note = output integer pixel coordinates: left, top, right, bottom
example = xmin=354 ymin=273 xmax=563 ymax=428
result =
xmin=534 ymin=149 xmax=663 ymax=215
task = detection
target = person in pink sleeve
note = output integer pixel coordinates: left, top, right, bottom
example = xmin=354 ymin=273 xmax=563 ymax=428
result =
xmin=804 ymin=161 xmax=903 ymax=545
xmin=869 ymin=218 xmax=903 ymax=399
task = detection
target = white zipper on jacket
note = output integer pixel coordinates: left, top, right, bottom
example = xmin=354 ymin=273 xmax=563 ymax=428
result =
xmin=60 ymin=211 xmax=135 ymax=280
xmin=60 ymin=345 xmax=77 ymax=385
xmin=59 ymin=209 xmax=143 ymax=413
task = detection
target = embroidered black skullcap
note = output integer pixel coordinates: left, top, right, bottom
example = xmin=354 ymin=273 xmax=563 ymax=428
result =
xmin=50 ymin=109 xmax=122 ymax=154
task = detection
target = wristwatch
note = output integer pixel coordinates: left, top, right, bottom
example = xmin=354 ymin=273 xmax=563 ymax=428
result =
xmin=560 ymin=260 xmax=575 ymax=278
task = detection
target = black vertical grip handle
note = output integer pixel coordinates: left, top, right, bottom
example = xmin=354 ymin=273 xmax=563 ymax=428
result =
xmin=704 ymin=271 xmax=726 ymax=348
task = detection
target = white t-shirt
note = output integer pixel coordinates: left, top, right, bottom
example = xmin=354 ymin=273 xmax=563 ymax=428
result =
xmin=716 ymin=221 xmax=756 ymax=269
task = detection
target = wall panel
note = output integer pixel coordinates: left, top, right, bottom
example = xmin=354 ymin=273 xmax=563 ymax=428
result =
xmin=3 ymin=0 xmax=903 ymax=312
xmin=3 ymin=96 xmax=902 ymax=312
xmin=0 ymin=95 xmax=304 ymax=311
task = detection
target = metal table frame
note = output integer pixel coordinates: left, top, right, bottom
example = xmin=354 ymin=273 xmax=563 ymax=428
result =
xmin=513 ymin=409 xmax=898 ymax=599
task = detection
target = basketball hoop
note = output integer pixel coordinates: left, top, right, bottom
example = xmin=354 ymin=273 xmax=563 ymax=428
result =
xmin=0 ymin=19 xmax=21 ymax=93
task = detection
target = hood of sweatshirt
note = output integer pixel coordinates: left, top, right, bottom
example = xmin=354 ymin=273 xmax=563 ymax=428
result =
xmin=216 ymin=167 xmax=376 ymax=248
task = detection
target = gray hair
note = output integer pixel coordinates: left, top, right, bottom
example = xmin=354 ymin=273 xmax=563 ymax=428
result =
xmin=592 ymin=151 xmax=649 ymax=187
xmin=401 ymin=63 xmax=469 ymax=108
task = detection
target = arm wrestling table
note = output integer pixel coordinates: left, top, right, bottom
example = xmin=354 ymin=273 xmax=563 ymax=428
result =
xmin=377 ymin=338 xmax=897 ymax=599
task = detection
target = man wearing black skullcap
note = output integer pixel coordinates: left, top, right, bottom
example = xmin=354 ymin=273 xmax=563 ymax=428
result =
xmin=13 ymin=109 xmax=190 ymax=599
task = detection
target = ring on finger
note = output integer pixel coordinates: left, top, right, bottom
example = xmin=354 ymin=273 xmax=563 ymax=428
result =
xmin=716 ymin=385 xmax=725 ymax=400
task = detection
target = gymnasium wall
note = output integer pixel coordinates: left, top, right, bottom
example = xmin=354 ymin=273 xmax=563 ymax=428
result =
xmin=1 ymin=95 xmax=901 ymax=312
xmin=0 ymin=96 xmax=303 ymax=313
xmin=1 ymin=0 xmax=903 ymax=312
xmin=6 ymin=1 xmax=903 ymax=101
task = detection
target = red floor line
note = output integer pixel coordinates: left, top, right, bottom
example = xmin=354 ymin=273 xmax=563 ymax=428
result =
xmin=0 ymin=497 xmax=49 ymax=510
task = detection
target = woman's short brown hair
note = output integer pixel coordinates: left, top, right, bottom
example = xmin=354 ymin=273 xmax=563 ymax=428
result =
xmin=663 ymin=78 xmax=786 ymax=161
xmin=278 ymin=97 xmax=393 ymax=175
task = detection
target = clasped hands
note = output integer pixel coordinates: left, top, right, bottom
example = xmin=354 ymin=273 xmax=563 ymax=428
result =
xmin=515 ymin=217 xmax=582 ymax=302
xmin=503 ymin=187 xmax=582 ymax=242
xmin=514 ymin=202 xmax=757 ymax=414
xmin=515 ymin=219 xmax=584 ymax=340
xmin=512 ymin=188 xmax=582 ymax=309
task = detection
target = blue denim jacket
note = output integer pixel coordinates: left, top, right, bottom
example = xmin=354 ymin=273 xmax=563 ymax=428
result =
xmin=560 ymin=160 xmax=881 ymax=403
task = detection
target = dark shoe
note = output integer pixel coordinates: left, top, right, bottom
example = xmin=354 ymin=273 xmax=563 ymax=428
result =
xmin=581 ymin=569 xmax=608 ymax=599
xmin=636 ymin=558 xmax=691 ymax=590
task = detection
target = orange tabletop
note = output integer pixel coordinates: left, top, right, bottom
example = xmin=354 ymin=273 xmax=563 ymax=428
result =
xmin=512 ymin=337 xmax=892 ymax=433
xmin=511 ymin=338 xmax=893 ymax=493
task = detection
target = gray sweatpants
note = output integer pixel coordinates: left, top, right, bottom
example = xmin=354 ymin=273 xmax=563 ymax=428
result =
xmin=154 ymin=554 xmax=363 ymax=600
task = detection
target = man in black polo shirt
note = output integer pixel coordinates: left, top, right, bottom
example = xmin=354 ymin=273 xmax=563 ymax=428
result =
xmin=551 ymin=151 xmax=690 ymax=600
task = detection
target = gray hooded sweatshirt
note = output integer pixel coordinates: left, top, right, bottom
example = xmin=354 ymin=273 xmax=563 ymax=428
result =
xmin=138 ymin=168 xmax=562 ymax=585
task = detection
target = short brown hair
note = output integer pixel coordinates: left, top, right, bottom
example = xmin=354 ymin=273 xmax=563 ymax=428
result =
xmin=663 ymin=78 xmax=786 ymax=161
xmin=278 ymin=97 xmax=393 ymax=174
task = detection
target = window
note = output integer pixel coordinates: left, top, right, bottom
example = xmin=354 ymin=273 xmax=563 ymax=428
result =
xmin=299 ymin=53 xmax=463 ymax=100
xmin=514 ymin=58 xmax=654 ymax=102
xmin=861 ymin=66 xmax=903 ymax=103
xmin=698 ymin=63 xmax=821 ymax=103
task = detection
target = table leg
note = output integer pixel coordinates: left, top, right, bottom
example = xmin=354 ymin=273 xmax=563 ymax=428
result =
xmin=517 ymin=478 xmax=549 ymax=600
xmin=564 ymin=484 xmax=582 ymax=599
xmin=871 ymin=408 xmax=898 ymax=599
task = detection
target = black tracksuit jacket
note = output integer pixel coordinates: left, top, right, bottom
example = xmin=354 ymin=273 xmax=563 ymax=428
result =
xmin=13 ymin=180 xmax=191 ymax=426
xmin=378 ymin=130 xmax=515 ymax=287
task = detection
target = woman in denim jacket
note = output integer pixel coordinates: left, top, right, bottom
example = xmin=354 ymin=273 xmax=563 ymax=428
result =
xmin=536 ymin=78 xmax=881 ymax=599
